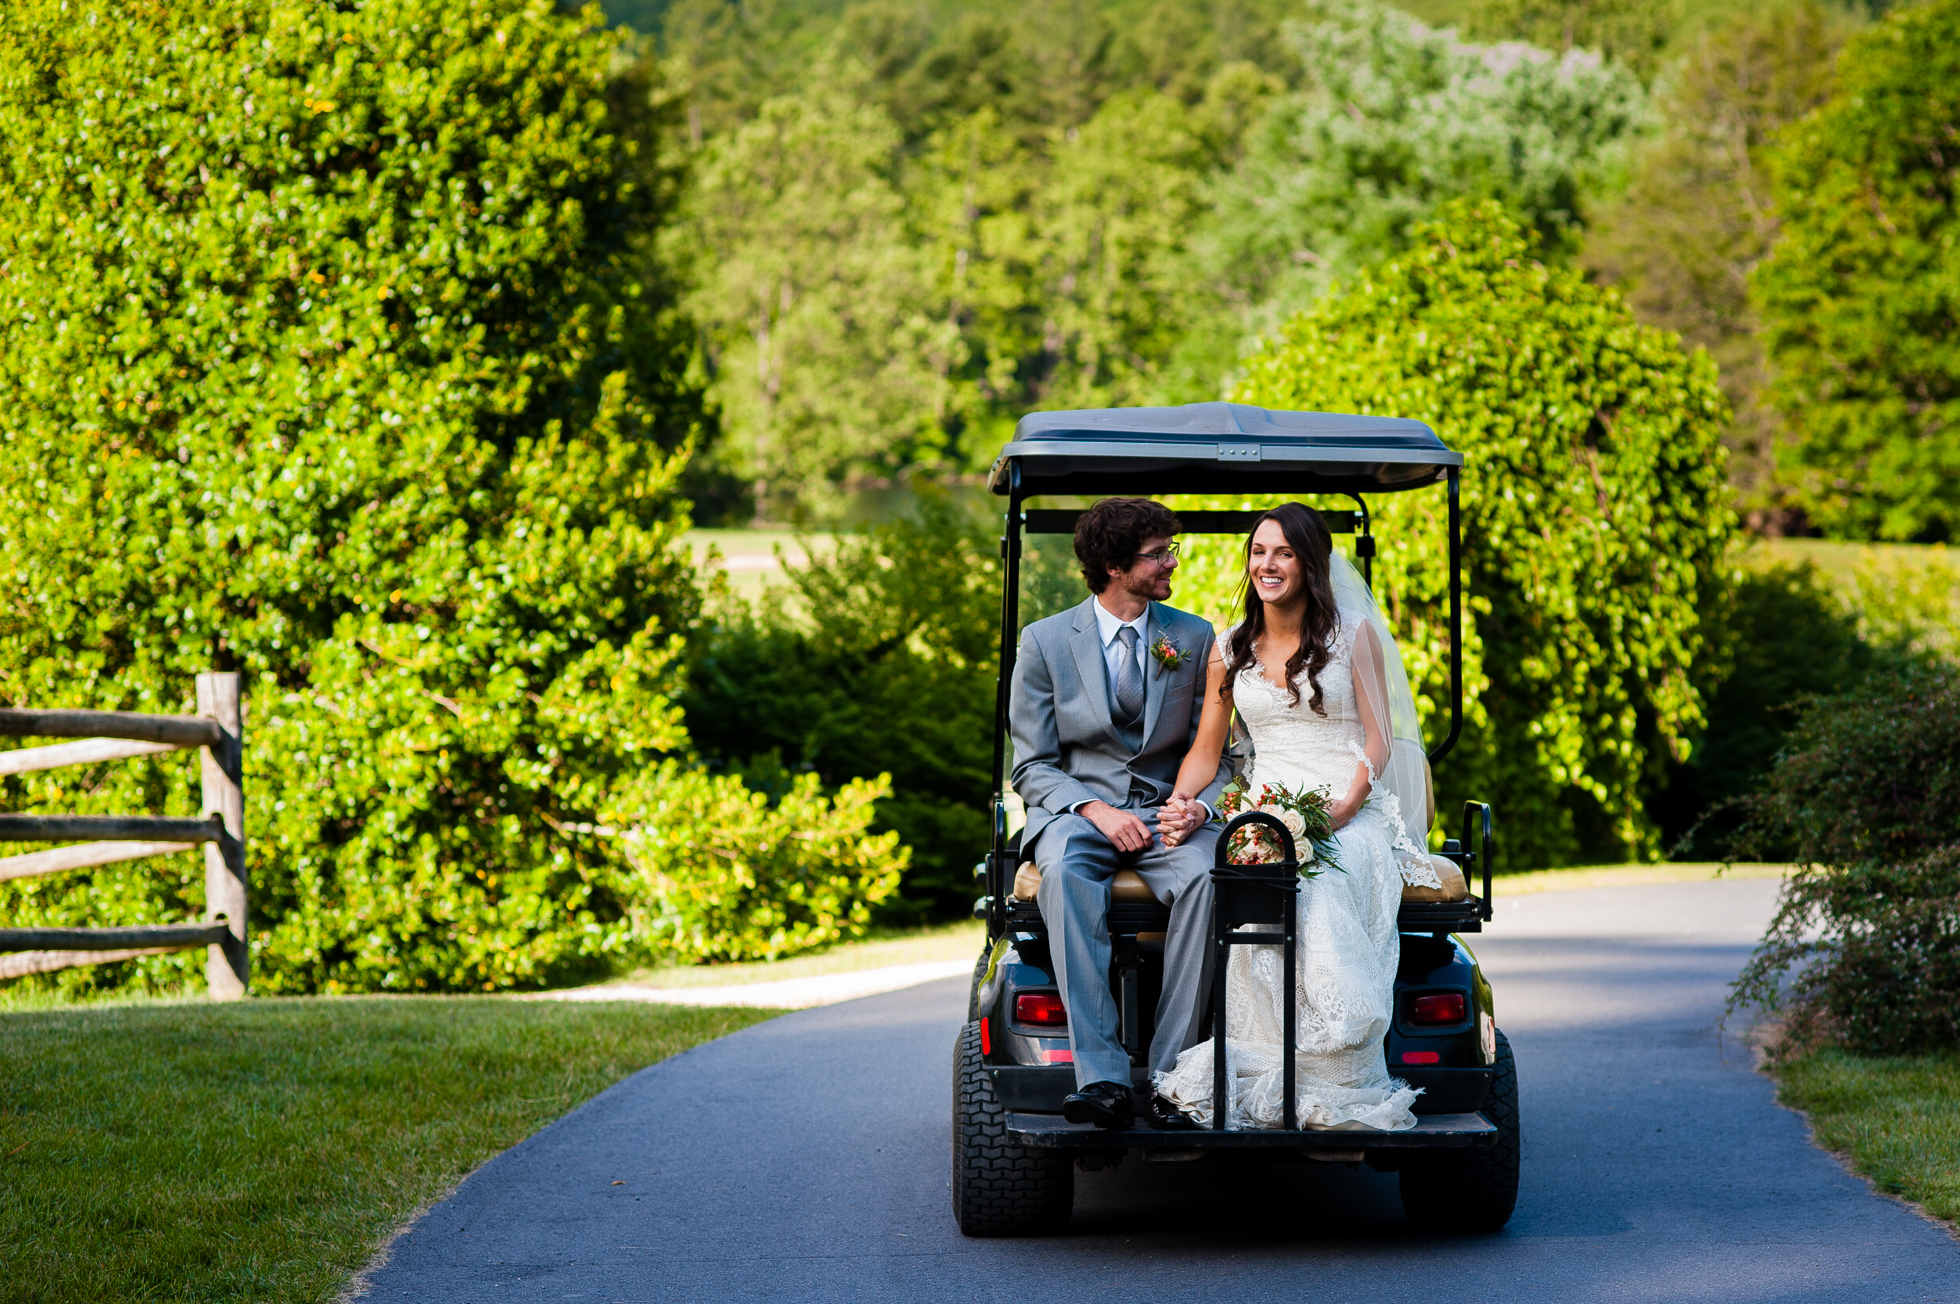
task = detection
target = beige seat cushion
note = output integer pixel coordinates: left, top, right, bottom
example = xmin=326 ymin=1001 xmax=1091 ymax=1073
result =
xmin=1401 ymin=855 xmax=1469 ymax=903
xmin=1011 ymin=862 xmax=1155 ymax=904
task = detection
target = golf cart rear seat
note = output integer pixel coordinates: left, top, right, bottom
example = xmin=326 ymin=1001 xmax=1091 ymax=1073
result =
xmin=1006 ymin=856 xmax=1474 ymax=916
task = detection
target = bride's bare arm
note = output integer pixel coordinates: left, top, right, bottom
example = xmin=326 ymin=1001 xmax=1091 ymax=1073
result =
xmin=1333 ymin=624 xmax=1394 ymax=829
xmin=1159 ymin=645 xmax=1234 ymax=846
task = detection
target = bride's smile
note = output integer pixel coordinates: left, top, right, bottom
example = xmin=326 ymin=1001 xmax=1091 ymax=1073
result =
xmin=1248 ymin=520 xmax=1304 ymax=605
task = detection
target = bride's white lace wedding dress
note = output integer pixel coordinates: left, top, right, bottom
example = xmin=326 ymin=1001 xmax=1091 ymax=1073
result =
xmin=1155 ymin=619 xmax=1432 ymax=1131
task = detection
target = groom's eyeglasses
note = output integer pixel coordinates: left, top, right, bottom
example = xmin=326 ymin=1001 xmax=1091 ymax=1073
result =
xmin=1133 ymin=543 xmax=1183 ymax=566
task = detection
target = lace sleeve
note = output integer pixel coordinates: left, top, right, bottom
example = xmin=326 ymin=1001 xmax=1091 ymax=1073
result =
xmin=1347 ymin=736 xmax=1442 ymax=890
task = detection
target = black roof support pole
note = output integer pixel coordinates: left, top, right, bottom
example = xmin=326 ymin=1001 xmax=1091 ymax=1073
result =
xmin=1345 ymin=492 xmax=1373 ymax=589
xmin=1429 ymin=466 xmax=1463 ymax=765
xmin=988 ymin=464 xmax=1024 ymax=941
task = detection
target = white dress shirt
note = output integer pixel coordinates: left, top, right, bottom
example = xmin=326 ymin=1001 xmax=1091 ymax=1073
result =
xmin=1068 ymin=597 xmax=1212 ymax=825
xmin=1093 ymin=595 xmax=1150 ymax=696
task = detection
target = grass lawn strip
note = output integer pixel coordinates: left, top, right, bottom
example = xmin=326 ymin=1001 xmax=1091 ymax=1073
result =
xmin=0 ymin=997 xmax=776 ymax=1304
xmin=1773 ymin=1048 xmax=1960 ymax=1229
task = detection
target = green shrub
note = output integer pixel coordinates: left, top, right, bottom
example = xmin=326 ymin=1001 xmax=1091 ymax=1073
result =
xmin=1730 ymin=660 xmax=1960 ymax=1054
xmin=0 ymin=0 xmax=900 ymax=993
xmin=600 ymin=763 xmax=905 ymax=962
xmin=681 ymin=495 xmax=997 ymax=921
xmin=1224 ymin=200 xmax=1735 ymax=867
xmin=1656 ymin=563 xmax=1892 ymax=858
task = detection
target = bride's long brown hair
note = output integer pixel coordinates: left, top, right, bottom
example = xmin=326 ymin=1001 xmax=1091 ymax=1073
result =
xmin=1225 ymin=503 xmax=1338 ymax=715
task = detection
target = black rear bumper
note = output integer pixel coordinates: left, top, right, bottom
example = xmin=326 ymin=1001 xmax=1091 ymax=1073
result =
xmin=1004 ymin=1111 xmax=1497 ymax=1150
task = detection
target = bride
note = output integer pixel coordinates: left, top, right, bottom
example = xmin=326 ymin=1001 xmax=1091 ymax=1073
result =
xmin=1154 ymin=502 xmax=1439 ymax=1131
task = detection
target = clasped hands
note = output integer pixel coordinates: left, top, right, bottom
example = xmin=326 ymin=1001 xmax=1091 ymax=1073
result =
xmin=1076 ymin=794 xmax=1207 ymax=852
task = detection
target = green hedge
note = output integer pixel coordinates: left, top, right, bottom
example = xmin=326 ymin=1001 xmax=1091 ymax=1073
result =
xmin=0 ymin=0 xmax=900 ymax=993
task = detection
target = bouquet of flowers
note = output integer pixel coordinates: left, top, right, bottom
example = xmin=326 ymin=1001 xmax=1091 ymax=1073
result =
xmin=1214 ymin=776 xmax=1342 ymax=876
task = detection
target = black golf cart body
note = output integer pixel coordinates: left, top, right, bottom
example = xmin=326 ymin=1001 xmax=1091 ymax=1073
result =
xmin=953 ymin=401 xmax=1517 ymax=1236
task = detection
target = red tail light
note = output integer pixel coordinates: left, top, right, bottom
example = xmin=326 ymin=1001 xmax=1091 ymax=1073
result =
xmin=1014 ymin=992 xmax=1068 ymax=1027
xmin=1410 ymin=993 xmax=1467 ymax=1025
xmin=1401 ymin=1051 xmax=1441 ymax=1065
xmin=979 ymin=1017 xmax=990 ymax=1055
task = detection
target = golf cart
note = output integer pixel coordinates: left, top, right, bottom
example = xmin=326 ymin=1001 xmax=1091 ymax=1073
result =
xmin=953 ymin=402 xmax=1516 ymax=1236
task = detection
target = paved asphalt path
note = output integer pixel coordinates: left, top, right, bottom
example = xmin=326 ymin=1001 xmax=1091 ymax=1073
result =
xmin=364 ymin=880 xmax=1960 ymax=1302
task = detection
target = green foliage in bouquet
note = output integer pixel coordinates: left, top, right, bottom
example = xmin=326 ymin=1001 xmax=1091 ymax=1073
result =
xmin=1753 ymin=0 xmax=1960 ymax=543
xmin=1214 ymin=777 xmax=1342 ymax=875
xmin=1225 ymin=201 xmax=1735 ymax=867
xmin=0 ymin=0 xmax=901 ymax=994
xmin=1729 ymin=661 xmax=1960 ymax=1054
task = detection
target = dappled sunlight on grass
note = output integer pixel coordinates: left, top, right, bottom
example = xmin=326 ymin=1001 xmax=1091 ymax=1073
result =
xmin=1776 ymin=1048 xmax=1960 ymax=1227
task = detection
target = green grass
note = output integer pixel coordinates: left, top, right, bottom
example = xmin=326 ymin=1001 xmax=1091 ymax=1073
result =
xmin=0 ymin=997 xmax=777 ymax=1303
xmin=1774 ymin=1047 xmax=1960 ymax=1226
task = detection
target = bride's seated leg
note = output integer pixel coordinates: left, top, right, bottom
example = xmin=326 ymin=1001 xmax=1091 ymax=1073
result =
xmin=1031 ymin=814 xmax=1128 ymax=1090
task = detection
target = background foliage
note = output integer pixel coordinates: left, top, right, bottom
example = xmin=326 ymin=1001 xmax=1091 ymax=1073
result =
xmin=1731 ymin=660 xmax=1960 ymax=1054
xmin=0 ymin=0 xmax=899 ymax=994
xmin=1223 ymin=202 xmax=1734 ymax=866
xmin=682 ymin=497 xmax=996 ymax=920
xmin=1753 ymin=0 xmax=1960 ymax=543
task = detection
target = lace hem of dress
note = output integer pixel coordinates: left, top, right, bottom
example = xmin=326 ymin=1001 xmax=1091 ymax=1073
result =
xmin=1348 ymin=741 xmax=1443 ymax=891
xmin=1154 ymin=1047 xmax=1422 ymax=1131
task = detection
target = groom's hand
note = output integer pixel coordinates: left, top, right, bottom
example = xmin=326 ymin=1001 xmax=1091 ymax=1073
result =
xmin=1079 ymin=800 xmax=1151 ymax=853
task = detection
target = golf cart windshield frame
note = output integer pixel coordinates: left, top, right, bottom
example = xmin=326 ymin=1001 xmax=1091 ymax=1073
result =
xmin=985 ymin=403 xmax=1464 ymax=940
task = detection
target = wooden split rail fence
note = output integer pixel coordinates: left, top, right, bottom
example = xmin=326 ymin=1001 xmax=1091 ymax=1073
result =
xmin=0 ymin=672 xmax=248 ymax=997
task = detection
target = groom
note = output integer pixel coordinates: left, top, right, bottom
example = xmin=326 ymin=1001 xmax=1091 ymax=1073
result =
xmin=1009 ymin=497 xmax=1232 ymax=1130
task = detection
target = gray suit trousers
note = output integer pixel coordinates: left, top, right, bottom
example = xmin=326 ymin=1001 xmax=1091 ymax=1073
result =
xmin=1034 ymin=812 xmax=1220 ymax=1089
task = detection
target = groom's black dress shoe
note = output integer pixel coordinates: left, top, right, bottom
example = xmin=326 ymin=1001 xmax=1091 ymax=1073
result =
xmin=1144 ymin=1093 xmax=1202 ymax=1131
xmin=1062 ymin=1081 xmax=1135 ymax=1130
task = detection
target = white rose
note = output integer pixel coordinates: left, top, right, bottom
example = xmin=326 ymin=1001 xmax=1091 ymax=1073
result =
xmin=1298 ymin=839 xmax=1316 ymax=864
xmin=1280 ymin=809 xmax=1307 ymax=839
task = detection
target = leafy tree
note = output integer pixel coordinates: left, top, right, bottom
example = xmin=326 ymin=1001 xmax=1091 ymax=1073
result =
xmin=1462 ymin=0 xmax=1688 ymax=82
xmin=1227 ymin=201 xmax=1734 ymax=866
xmin=1201 ymin=0 xmax=1648 ymax=342
xmin=1754 ymin=0 xmax=1960 ymax=543
xmin=0 ymin=0 xmax=900 ymax=994
xmin=1583 ymin=0 xmax=1853 ymax=531
xmin=673 ymin=68 xmax=962 ymax=518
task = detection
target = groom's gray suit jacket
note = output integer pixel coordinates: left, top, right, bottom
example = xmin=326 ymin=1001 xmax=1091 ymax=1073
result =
xmin=1010 ymin=596 xmax=1232 ymax=853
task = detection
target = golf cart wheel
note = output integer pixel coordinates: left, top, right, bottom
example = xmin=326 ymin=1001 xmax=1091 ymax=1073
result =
xmin=952 ymin=1021 xmax=1072 ymax=1236
xmin=1400 ymin=1028 xmax=1520 ymax=1232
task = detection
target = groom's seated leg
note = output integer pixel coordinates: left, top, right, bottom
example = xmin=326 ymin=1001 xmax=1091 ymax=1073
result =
xmin=1032 ymin=814 xmax=1129 ymax=1091
xmin=1133 ymin=824 xmax=1221 ymax=1076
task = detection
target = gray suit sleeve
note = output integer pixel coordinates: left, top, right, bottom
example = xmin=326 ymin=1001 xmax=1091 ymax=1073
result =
xmin=1009 ymin=627 xmax=1099 ymax=816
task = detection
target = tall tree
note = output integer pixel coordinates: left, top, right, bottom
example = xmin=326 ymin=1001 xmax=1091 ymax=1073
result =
xmin=1753 ymin=0 xmax=1960 ymax=542
xmin=674 ymin=68 xmax=962 ymax=518
xmin=1583 ymin=1 xmax=1853 ymax=533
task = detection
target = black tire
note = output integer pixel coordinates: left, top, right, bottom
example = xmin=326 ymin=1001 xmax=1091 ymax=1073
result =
xmin=1399 ymin=1028 xmax=1520 ymax=1232
xmin=952 ymin=1021 xmax=1073 ymax=1236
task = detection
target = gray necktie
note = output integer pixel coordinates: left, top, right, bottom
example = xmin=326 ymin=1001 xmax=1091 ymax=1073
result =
xmin=1113 ymin=625 xmax=1144 ymax=726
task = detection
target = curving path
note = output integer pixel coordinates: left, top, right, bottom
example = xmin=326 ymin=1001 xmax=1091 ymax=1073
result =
xmin=363 ymin=880 xmax=1960 ymax=1303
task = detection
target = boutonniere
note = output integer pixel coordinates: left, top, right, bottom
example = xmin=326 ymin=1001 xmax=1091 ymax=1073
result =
xmin=1149 ymin=633 xmax=1188 ymax=673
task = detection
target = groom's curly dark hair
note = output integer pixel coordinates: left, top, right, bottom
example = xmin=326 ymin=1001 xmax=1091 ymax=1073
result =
xmin=1074 ymin=497 xmax=1181 ymax=593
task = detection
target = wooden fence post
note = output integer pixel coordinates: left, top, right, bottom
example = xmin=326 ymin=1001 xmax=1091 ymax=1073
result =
xmin=197 ymin=672 xmax=248 ymax=998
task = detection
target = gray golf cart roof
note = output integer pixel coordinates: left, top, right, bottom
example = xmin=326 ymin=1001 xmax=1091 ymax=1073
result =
xmin=988 ymin=401 xmax=1460 ymax=497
